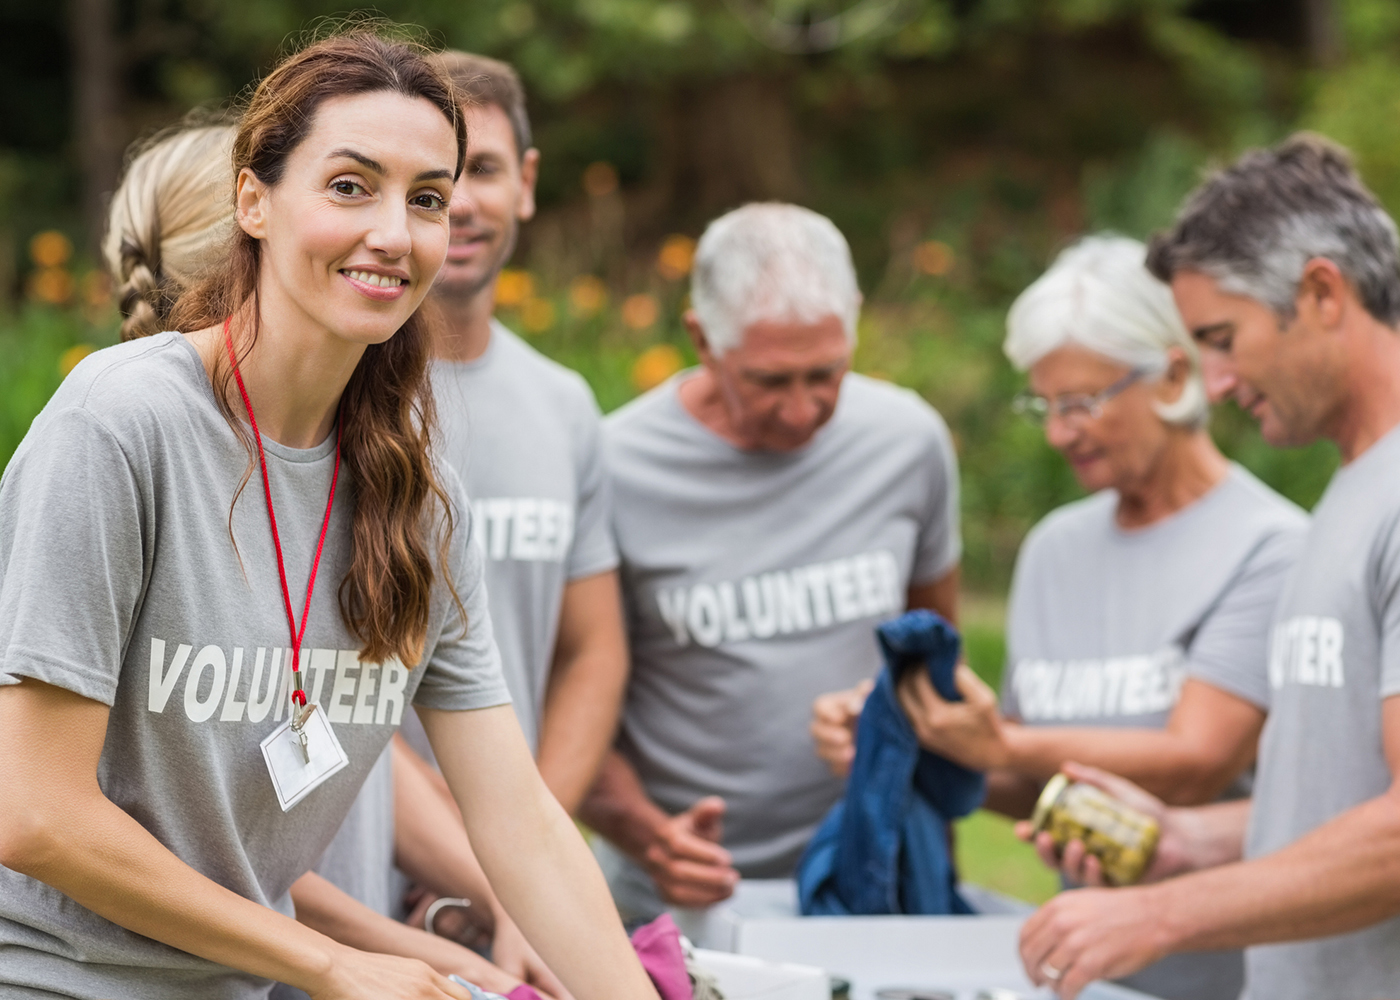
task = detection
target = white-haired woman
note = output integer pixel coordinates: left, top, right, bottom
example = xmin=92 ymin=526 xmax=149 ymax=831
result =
xmin=812 ymin=235 xmax=1306 ymax=1000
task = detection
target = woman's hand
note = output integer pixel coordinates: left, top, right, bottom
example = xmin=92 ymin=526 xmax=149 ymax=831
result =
xmin=810 ymin=679 xmax=874 ymax=776
xmin=492 ymin=913 xmax=573 ymax=1000
xmin=897 ymin=664 xmax=1010 ymax=770
xmin=307 ymin=946 xmax=475 ymax=1000
xmin=1014 ymin=762 xmax=1195 ymax=886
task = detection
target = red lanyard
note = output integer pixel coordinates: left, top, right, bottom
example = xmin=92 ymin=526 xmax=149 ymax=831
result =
xmin=223 ymin=317 xmax=341 ymax=710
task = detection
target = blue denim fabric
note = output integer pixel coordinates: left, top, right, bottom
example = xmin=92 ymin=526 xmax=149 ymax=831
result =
xmin=797 ymin=609 xmax=986 ymax=915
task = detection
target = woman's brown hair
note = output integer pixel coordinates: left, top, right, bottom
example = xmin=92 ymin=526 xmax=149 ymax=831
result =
xmin=171 ymin=27 xmax=468 ymax=667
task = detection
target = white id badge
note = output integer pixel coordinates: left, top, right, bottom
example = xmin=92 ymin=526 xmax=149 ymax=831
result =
xmin=260 ymin=706 xmax=350 ymax=812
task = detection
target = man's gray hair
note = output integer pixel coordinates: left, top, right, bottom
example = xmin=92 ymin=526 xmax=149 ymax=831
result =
xmin=1147 ymin=133 xmax=1400 ymax=325
xmin=1006 ymin=235 xmax=1209 ymax=428
xmin=691 ymin=202 xmax=861 ymax=355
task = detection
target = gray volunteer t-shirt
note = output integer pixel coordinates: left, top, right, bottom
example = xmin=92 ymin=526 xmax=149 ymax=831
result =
xmin=427 ymin=321 xmax=617 ymax=746
xmin=318 ymin=321 xmax=615 ymax=931
xmin=0 ymin=333 xmax=510 ymax=1000
xmin=1244 ymin=424 xmax=1400 ymax=1000
xmin=605 ymin=371 xmax=961 ymax=878
xmin=1003 ymin=464 xmax=1306 ymax=1000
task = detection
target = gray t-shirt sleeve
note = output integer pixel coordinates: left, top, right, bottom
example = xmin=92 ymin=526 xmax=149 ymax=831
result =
xmin=0 ymin=407 xmax=144 ymax=705
xmin=566 ymin=392 xmax=619 ymax=582
xmin=1373 ymin=510 xmax=1400 ymax=699
xmin=910 ymin=409 xmax=962 ymax=586
xmin=412 ymin=481 xmax=512 ymax=712
xmin=1185 ymin=524 xmax=1304 ymax=710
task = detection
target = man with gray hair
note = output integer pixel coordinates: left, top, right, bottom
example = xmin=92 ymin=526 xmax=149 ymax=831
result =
xmin=580 ymin=202 xmax=962 ymax=918
xmin=1018 ymin=134 xmax=1400 ymax=1000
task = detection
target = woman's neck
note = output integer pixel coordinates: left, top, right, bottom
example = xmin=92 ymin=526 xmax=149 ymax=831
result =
xmin=189 ymin=301 xmax=367 ymax=450
xmin=1115 ymin=430 xmax=1231 ymax=530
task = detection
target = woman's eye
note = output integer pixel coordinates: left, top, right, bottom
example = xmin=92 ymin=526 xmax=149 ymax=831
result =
xmin=332 ymin=179 xmax=366 ymax=197
xmin=412 ymin=191 xmax=448 ymax=210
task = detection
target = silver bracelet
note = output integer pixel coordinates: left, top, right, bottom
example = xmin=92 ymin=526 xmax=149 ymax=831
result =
xmin=423 ymin=896 xmax=472 ymax=938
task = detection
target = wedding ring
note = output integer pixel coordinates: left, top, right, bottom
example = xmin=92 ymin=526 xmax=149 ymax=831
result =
xmin=1040 ymin=962 xmax=1063 ymax=982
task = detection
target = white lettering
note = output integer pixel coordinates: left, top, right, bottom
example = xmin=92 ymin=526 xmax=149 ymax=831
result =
xmin=328 ymin=649 xmax=361 ymax=724
xmin=274 ymin=649 xmax=292 ymax=721
xmin=806 ymin=565 xmax=834 ymax=628
xmin=743 ymin=576 xmax=779 ymax=639
xmin=219 ymin=647 xmax=247 ymax=722
xmin=147 ymin=638 xmax=192 ymax=714
xmin=657 ymin=589 xmax=690 ymax=646
xmin=775 ymin=570 xmax=812 ymax=634
xmin=1270 ymin=616 xmax=1347 ymax=690
xmin=687 ymin=584 xmax=724 ymax=648
xmin=246 ymin=648 xmax=279 ymax=722
xmin=829 ymin=559 xmax=861 ymax=623
xmin=1013 ymin=649 xmax=1185 ymax=722
xmin=183 ymin=644 xmax=227 ymax=723
xmin=353 ymin=661 xmax=380 ymax=725
xmin=511 ymin=498 xmax=541 ymax=560
xmin=718 ymin=581 xmax=750 ymax=642
xmin=852 ymin=554 xmax=882 ymax=617
xmin=485 ymin=499 xmax=513 ymax=560
xmin=308 ymin=648 xmax=337 ymax=706
xmin=376 ymin=659 xmax=408 ymax=726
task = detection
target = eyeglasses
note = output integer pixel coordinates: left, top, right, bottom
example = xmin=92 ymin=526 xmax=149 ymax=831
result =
xmin=1012 ymin=370 xmax=1144 ymax=426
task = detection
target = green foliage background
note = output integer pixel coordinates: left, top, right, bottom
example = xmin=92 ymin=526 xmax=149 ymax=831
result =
xmin=6 ymin=0 xmax=1397 ymax=902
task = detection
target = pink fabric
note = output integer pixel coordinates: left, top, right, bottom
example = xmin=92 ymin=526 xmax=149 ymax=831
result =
xmin=629 ymin=914 xmax=693 ymax=1000
xmin=506 ymin=986 xmax=545 ymax=1000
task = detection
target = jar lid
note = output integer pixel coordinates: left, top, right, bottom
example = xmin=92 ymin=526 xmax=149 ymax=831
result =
xmin=1030 ymin=773 xmax=1070 ymax=833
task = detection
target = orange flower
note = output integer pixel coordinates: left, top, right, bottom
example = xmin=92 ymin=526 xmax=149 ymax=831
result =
xmin=656 ymin=235 xmax=696 ymax=281
xmin=520 ymin=297 xmax=557 ymax=334
xmin=914 ymin=240 xmax=955 ymax=277
xmin=631 ymin=344 xmax=684 ymax=391
xmin=582 ymin=162 xmax=619 ymax=199
xmin=568 ymin=275 xmax=608 ymax=317
xmin=30 ymin=230 xmax=73 ymax=269
xmin=495 ymin=269 xmax=535 ymax=307
xmin=30 ymin=268 xmax=74 ymax=305
xmin=622 ymin=293 xmax=660 ymax=330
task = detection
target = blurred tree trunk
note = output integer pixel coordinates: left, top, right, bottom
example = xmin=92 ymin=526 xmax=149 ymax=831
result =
xmin=69 ymin=0 xmax=124 ymax=254
xmin=1303 ymin=0 xmax=1342 ymax=67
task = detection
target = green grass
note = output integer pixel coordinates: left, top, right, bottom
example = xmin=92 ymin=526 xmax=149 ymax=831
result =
xmin=954 ymin=596 xmax=1059 ymax=905
xmin=956 ymin=809 xmax=1060 ymax=905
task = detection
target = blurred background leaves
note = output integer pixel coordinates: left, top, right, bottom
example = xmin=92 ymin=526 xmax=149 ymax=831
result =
xmin=0 ymin=0 xmax=1372 ymax=595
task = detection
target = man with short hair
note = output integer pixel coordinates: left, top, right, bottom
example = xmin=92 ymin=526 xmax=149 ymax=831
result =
xmin=281 ymin=52 xmax=628 ymax=997
xmin=581 ymin=203 xmax=962 ymax=918
xmin=1017 ymin=134 xmax=1400 ymax=1000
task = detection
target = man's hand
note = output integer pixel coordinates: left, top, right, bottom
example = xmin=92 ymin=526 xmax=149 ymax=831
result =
xmin=642 ymin=796 xmax=739 ymax=908
xmin=1019 ymin=884 xmax=1172 ymax=999
xmin=1014 ymin=762 xmax=1199 ymax=887
xmin=810 ymin=679 xmax=874 ymax=777
xmin=897 ymin=663 xmax=1009 ymax=771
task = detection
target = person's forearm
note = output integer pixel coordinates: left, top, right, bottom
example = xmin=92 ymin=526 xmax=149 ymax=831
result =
xmin=6 ymin=784 xmax=338 ymax=989
xmin=536 ymin=572 xmax=629 ymax=814
xmin=391 ymin=736 xmax=502 ymax=931
xmin=983 ymin=768 xmax=1044 ymax=819
xmin=290 ymin=873 xmax=519 ymax=992
xmin=0 ymin=681 xmax=339 ymax=992
xmin=423 ymin=706 xmax=660 ymax=1000
xmin=1002 ymin=724 xmax=1245 ymax=805
xmin=577 ymin=749 xmax=670 ymax=861
xmin=1151 ymin=790 xmax=1400 ymax=952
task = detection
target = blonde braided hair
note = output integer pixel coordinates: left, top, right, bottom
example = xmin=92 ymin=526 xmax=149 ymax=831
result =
xmin=103 ymin=124 xmax=236 ymax=340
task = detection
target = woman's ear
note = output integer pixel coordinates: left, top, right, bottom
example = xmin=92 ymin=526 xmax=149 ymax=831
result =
xmin=235 ymin=167 xmax=268 ymax=240
xmin=1157 ymin=346 xmax=1190 ymax=404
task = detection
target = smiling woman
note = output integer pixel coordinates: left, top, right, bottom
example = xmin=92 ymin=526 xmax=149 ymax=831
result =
xmin=0 ymin=25 xmax=660 ymax=1000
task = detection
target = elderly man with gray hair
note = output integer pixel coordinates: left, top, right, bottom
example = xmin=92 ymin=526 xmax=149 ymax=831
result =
xmin=1018 ymin=135 xmax=1400 ymax=1000
xmin=814 ymin=234 xmax=1304 ymax=1000
xmin=580 ymin=202 xmax=962 ymax=919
